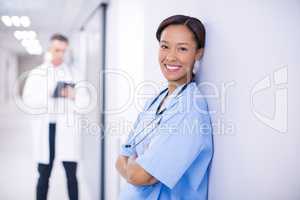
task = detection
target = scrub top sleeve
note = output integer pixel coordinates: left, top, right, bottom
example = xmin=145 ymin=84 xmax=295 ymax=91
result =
xmin=120 ymin=113 xmax=141 ymax=157
xmin=120 ymin=144 xmax=136 ymax=157
xmin=136 ymin=110 xmax=212 ymax=189
xmin=120 ymin=99 xmax=152 ymax=157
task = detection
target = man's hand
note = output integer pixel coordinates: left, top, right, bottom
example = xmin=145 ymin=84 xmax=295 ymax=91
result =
xmin=60 ymin=86 xmax=75 ymax=100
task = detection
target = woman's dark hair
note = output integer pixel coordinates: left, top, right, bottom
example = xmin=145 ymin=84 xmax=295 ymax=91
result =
xmin=50 ymin=33 xmax=69 ymax=44
xmin=156 ymin=15 xmax=205 ymax=49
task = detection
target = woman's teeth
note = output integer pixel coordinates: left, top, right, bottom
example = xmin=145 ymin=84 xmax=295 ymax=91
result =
xmin=165 ymin=64 xmax=181 ymax=70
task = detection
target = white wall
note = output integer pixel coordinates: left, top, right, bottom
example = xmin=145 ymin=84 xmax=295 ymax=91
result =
xmin=18 ymin=55 xmax=43 ymax=75
xmin=105 ymin=0 xmax=300 ymax=199
xmin=105 ymin=0 xmax=145 ymax=199
xmin=142 ymin=0 xmax=300 ymax=199
xmin=0 ymin=48 xmax=35 ymax=200
xmin=0 ymin=48 xmax=18 ymax=105
xmin=71 ymin=10 xmax=103 ymax=200
xmin=17 ymin=55 xmax=43 ymax=96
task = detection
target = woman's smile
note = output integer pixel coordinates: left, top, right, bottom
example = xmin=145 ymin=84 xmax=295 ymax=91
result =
xmin=164 ymin=63 xmax=182 ymax=72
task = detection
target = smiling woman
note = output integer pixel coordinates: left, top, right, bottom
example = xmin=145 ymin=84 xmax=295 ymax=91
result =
xmin=156 ymin=15 xmax=205 ymax=94
xmin=116 ymin=15 xmax=213 ymax=200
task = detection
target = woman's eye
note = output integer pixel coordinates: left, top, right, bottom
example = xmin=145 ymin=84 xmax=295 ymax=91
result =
xmin=160 ymin=44 xmax=168 ymax=49
xmin=178 ymin=47 xmax=188 ymax=52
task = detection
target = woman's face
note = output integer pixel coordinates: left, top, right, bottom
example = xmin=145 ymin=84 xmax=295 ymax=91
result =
xmin=158 ymin=24 xmax=203 ymax=85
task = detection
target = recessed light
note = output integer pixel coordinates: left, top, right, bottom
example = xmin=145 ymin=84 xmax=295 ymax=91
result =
xmin=1 ymin=16 xmax=12 ymax=27
xmin=11 ymin=16 xmax=21 ymax=27
xmin=14 ymin=30 xmax=37 ymax=40
xmin=21 ymin=39 xmax=40 ymax=47
xmin=27 ymin=30 xmax=37 ymax=39
xmin=27 ymin=45 xmax=43 ymax=55
xmin=14 ymin=30 xmax=23 ymax=40
xmin=20 ymin=16 xmax=31 ymax=27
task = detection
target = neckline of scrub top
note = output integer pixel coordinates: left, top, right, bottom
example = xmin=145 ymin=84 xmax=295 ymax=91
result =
xmin=127 ymin=84 xmax=188 ymax=150
xmin=157 ymin=82 xmax=190 ymax=111
xmin=145 ymin=80 xmax=194 ymax=115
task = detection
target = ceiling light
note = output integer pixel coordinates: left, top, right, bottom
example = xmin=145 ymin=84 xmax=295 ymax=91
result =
xmin=27 ymin=30 xmax=37 ymax=39
xmin=22 ymin=30 xmax=35 ymax=40
xmin=26 ymin=45 xmax=43 ymax=55
xmin=1 ymin=16 xmax=12 ymax=27
xmin=14 ymin=30 xmax=23 ymax=40
xmin=27 ymin=46 xmax=43 ymax=55
xmin=14 ymin=30 xmax=37 ymax=40
xmin=11 ymin=16 xmax=21 ymax=27
xmin=20 ymin=16 xmax=31 ymax=27
xmin=21 ymin=39 xmax=40 ymax=47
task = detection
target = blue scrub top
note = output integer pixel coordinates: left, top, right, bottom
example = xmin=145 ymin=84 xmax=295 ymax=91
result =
xmin=119 ymin=81 xmax=213 ymax=200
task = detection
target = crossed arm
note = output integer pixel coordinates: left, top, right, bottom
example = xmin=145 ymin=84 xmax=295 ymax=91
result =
xmin=115 ymin=155 xmax=158 ymax=185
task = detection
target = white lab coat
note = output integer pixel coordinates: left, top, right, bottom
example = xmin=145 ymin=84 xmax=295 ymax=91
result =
xmin=22 ymin=62 xmax=91 ymax=164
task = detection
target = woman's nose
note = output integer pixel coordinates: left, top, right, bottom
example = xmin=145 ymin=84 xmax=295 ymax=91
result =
xmin=166 ymin=50 xmax=177 ymax=62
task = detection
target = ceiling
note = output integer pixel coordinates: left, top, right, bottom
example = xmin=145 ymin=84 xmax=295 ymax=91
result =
xmin=0 ymin=0 xmax=104 ymax=55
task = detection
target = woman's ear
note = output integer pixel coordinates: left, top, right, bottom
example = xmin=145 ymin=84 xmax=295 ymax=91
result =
xmin=195 ymin=48 xmax=204 ymax=60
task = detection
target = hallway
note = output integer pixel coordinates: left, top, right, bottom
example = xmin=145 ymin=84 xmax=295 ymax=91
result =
xmin=0 ymin=102 xmax=91 ymax=200
xmin=0 ymin=0 xmax=300 ymax=199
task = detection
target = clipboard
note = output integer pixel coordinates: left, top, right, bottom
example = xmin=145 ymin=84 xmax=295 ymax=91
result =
xmin=52 ymin=81 xmax=75 ymax=98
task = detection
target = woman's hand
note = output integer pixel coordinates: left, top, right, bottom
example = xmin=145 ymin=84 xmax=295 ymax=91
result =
xmin=115 ymin=154 xmax=158 ymax=186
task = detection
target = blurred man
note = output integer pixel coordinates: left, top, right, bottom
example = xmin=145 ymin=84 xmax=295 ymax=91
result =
xmin=23 ymin=34 xmax=81 ymax=200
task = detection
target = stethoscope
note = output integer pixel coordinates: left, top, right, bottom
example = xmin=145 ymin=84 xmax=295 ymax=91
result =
xmin=124 ymin=79 xmax=195 ymax=149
